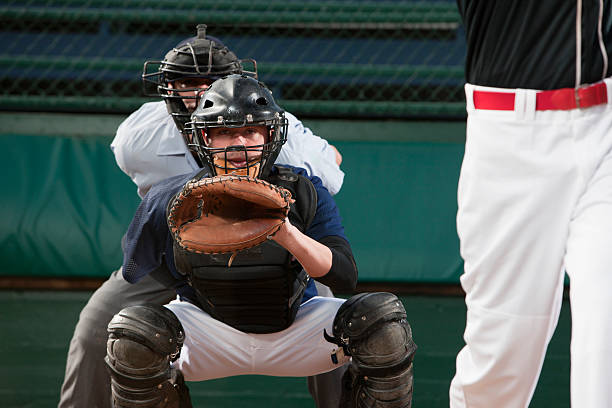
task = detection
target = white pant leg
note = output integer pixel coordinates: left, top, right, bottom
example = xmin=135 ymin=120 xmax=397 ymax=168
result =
xmin=450 ymin=84 xmax=597 ymax=407
xmin=565 ymin=101 xmax=612 ymax=407
xmin=165 ymin=296 xmax=350 ymax=381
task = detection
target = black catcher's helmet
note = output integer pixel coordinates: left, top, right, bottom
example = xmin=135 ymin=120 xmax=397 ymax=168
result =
xmin=187 ymin=74 xmax=288 ymax=179
xmin=142 ymin=24 xmax=257 ymax=133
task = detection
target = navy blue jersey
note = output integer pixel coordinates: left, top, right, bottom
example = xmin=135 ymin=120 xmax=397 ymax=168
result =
xmin=121 ymin=166 xmax=349 ymax=303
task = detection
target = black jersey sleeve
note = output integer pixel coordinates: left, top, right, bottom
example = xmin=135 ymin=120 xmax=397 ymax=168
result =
xmin=316 ymin=235 xmax=358 ymax=294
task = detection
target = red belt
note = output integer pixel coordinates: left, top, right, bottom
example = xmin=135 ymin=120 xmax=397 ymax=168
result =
xmin=473 ymin=82 xmax=608 ymax=111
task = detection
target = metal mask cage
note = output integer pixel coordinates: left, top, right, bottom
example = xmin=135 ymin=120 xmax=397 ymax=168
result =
xmin=186 ymin=117 xmax=288 ymax=177
xmin=142 ymin=57 xmax=258 ymax=97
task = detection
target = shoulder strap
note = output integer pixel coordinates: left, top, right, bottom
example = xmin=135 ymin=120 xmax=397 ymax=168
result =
xmin=272 ymin=166 xmax=318 ymax=231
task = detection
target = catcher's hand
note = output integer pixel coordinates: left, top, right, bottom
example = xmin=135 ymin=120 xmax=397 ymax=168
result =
xmin=167 ymin=174 xmax=293 ymax=254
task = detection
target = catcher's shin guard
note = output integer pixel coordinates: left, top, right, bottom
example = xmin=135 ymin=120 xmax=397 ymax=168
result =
xmin=326 ymin=292 xmax=417 ymax=408
xmin=104 ymin=304 xmax=192 ymax=408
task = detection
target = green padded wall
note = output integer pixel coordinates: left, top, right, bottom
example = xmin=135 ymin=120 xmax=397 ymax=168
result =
xmin=333 ymin=141 xmax=464 ymax=281
xmin=1 ymin=133 xmax=139 ymax=278
xmin=0 ymin=113 xmax=465 ymax=282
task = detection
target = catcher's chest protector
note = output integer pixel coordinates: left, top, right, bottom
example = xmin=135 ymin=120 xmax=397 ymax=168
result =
xmin=174 ymin=166 xmax=317 ymax=334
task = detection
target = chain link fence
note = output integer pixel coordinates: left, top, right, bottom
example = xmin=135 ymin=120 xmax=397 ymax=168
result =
xmin=0 ymin=0 xmax=466 ymax=119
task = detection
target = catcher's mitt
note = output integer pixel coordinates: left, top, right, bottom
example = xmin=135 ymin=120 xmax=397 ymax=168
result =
xmin=167 ymin=174 xmax=293 ymax=255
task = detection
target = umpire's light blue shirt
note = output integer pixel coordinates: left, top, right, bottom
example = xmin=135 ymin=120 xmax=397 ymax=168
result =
xmin=111 ymin=101 xmax=344 ymax=198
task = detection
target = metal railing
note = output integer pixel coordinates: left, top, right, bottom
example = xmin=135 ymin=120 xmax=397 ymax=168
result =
xmin=0 ymin=0 xmax=466 ymax=118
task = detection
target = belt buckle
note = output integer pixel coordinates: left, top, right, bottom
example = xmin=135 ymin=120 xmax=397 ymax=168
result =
xmin=575 ymin=82 xmax=608 ymax=109
xmin=536 ymin=82 xmax=607 ymax=111
xmin=545 ymin=87 xmax=575 ymax=110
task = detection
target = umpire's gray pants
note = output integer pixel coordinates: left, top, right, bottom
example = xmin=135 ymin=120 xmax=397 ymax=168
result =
xmin=57 ymin=268 xmax=346 ymax=408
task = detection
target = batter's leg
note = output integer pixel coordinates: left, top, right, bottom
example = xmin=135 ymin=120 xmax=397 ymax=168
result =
xmin=564 ymin=113 xmax=612 ymax=407
xmin=58 ymin=268 xmax=177 ymax=408
xmin=450 ymin=99 xmax=581 ymax=407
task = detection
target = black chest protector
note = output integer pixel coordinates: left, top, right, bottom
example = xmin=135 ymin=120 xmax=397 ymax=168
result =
xmin=173 ymin=166 xmax=318 ymax=334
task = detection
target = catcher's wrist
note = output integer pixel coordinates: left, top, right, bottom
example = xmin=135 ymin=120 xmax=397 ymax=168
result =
xmin=269 ymin=218 xmax=295 ymax=244
xmin=270 ymin=223 xmax=333 ymax=278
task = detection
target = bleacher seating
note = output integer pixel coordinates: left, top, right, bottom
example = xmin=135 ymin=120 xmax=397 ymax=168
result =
xmin=0 ymin=0 xmax=466 ymax=118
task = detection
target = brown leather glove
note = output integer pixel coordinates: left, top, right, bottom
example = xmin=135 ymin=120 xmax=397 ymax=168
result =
xmin=167 ymin=174 xmax=293 ymax=254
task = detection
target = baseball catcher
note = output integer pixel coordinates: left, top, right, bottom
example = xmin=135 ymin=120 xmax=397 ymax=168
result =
xmin=60 ymin=24 xmax=346 ymax=408
xmin=104 ymin=74 xmax=416 ymax=407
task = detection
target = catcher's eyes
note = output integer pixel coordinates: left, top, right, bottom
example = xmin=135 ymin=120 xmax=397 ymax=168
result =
xmin=213 ymin=127 xmax=263 ymax=138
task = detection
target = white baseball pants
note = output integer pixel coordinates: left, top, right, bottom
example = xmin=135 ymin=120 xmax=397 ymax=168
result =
xmin=165 ymin=296 xmax=350 ymax=381
xmin=450 ymin=79 xmax=612 ymax=407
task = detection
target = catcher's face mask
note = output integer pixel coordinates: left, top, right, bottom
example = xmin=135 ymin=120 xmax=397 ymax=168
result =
xmin=187 ymin=74 xmax=288 ymax=179
xmin=205 ymin=126 xmax=270 ymax=177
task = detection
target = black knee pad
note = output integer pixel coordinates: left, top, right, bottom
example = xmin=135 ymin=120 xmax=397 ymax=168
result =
xmin=326 ymin=292 xmax=417 ymax=408
xmin=105 ymin=304 xmax=191 ymax=408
